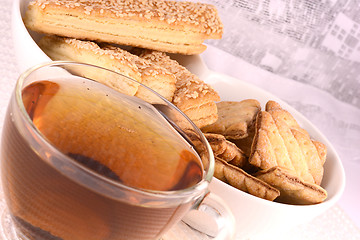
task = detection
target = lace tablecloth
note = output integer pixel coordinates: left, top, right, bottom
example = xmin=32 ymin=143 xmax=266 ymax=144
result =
xmin=1 ymin=0 xmax=360 ymax=239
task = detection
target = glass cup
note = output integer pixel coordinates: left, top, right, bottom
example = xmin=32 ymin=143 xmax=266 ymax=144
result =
xmin=0 ymin=61 xmax=235 ymax=240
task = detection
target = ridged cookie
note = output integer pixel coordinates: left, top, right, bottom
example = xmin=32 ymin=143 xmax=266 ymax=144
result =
xmin=249 ymin=101 xmax=326 ymax=185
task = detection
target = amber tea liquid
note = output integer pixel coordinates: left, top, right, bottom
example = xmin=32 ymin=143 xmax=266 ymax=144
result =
xmin=1 ymin=78 xmax=203 ymax=240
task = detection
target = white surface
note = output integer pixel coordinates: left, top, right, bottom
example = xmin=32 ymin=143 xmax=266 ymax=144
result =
xmin=3 ymin=0 xmax=360 ymax=239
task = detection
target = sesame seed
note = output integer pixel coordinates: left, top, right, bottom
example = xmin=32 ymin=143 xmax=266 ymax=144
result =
xmin=138 ymin=49 xmax=220 ymax=101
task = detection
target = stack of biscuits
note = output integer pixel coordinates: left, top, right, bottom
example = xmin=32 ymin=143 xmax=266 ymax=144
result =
xmin=25 ymin=0 xmax=328 ymax=205
xmin=202 ymin=100 xmax=328 ymax=204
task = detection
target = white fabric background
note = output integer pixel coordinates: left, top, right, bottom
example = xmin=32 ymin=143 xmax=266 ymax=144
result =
xmin=1 ymin=0 xmax=360 ymax=239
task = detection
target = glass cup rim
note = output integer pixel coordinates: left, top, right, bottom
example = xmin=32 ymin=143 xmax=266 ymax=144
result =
xmin=14 ymin=61 xmax=215 ymax=199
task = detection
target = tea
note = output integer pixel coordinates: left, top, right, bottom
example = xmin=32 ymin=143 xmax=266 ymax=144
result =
xmin=1 ymin=77 xmax=204 ymax=240
xmin=22 ymin=78 xmax=203 ymax=191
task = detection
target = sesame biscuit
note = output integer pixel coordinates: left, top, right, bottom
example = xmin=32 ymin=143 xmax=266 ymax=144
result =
xmin=39 ymin=35 xmax=141 ymax=96
xmin=101 ymin=45 xmax=176 ymax=103
xmin=25 ymin=0 xmax=223 ymax=55
xmin=39 ymin=36 xmax=176 ymax=102
xmin=136 ymin=49 xmax=220 ymax=128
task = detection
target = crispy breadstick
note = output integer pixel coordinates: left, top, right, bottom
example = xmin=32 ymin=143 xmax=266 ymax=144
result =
xmin=25 ymin=0 xmax=223 ymax=54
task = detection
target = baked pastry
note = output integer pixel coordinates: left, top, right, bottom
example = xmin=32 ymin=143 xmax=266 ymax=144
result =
xmin=204 ymin=133 xmax=247 ymax=168
xmin=201 ymin=100 xmax=261 ymax=139
xmin=39 ymin=36 xmax=176 ymax=102
xmin=101 ymin=44 xmax=176 ymax=103
xmin=255 ymin=166 xmax=327 ymax=205
xmin=136 ymin=49 xmax=220 ymax=128
xmin=249 ymin=101 xmax=326 ymax=185
xmin=214 ymin=158 xmax=280 ymax=201
xmin=25 ymin=0 xmax=223 ymax=55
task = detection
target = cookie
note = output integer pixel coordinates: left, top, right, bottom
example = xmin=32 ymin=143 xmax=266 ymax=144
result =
xmin=202 ymin=100 xmax=261 ymax=139
xmin=204 ymin=133 xmax=247 ymax=168
xmin=214 ymin=158 xmax=280 ymax=201
xmin=255 ymin=166 xmax=327 ymax=205
xmin=249 ymin=101 xmax=326 ymax=185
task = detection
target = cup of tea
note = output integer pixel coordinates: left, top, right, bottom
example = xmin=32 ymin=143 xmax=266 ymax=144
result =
xmin=0 ymin=61 xmax=235 ymax=240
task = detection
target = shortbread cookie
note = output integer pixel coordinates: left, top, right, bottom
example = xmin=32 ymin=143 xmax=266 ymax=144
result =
xmin=291 ymin=129 xmax=325 ymax=185
xmin=39 ymin=36 xmax=176 ymax=102
xmin=265 ymin=100 xmax=309 ymax=137
xmin=204 ymin=133 xmax=228 ymax=157
xmin=204 ymin=133 xmax=247 ymax=168
xmin=255 ymin=166 xmax=327 ymax=205
xmin=265 ymin=100 xmax=327 ymax=179
xmin=214 ymin=158 xmax=280 ymax=201
xmin=25 ymin=0 xmax=223 ymax=55
xmin=312 ymin=140 xmax=327 ymax=166
xmin=230 ymin=129 xmax=255 ymax=157
xmin=249 ymin=101 xmax=326 ymax=185
xmin=202 ymin=100 xmax=261 ymax=139
xmin=136 ymin=49 xmax=220 ymax=128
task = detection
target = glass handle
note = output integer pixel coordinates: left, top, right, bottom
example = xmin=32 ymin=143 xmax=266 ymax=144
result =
xmin=182 ymin=192 xmax=236 ymax=239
